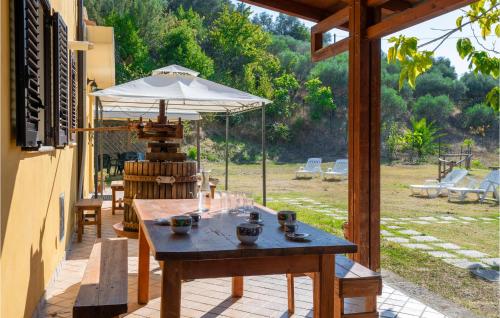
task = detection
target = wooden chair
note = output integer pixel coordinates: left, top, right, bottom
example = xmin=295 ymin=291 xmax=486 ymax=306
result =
xmin=75 ymin=199 xmax=103 ymax=242
xmin=286 ymin=255 xmax=382 ymax=318
xmin=73 ymin=238 xmax=128 ymax=318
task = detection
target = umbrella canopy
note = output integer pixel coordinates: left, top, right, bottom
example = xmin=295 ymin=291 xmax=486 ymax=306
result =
xmin=102 ymin=106 xmax=202 ymax=121
xmin=91 ymin=65 xmax=272 ymax=113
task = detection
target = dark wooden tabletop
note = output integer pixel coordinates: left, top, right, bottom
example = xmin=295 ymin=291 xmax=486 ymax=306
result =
xmin=133 ymin=199 xmax=357 ymax=261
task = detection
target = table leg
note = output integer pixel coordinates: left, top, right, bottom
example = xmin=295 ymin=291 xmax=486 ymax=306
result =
xmin=112 ymin=188 xmax=116 ymax=215
xmin=312 ymin=273 xmax=320 ymax=318
xmin=319 ymin=254 xmax=335 ymax=318
xmin=96 ymin=208 xmax=101 ymax=238
xmin=286 ymin=274 xmax=295 ymax=314
xmin=162 ymin=260 xmax=182 ymax=318
xmin=77 ymin=209 xmax=83 ymax=242
xmin=138 ymin=223 xmax=150 ymax=304
xmin=232 ymin=276 xmax=243 ymax=297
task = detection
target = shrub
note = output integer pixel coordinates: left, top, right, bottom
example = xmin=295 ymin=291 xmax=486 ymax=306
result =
xmin=462 ymin=103 xmax=496 ymax=130
xmin=187 ymin=146 xmax=197 ymax=160
xmin=471 ymin=159 xmax=485 ymax=169
xmin=400 ymin=118 xmax=444 ymax=162
xmin=412 ymin=94 xmax=454 ymax=127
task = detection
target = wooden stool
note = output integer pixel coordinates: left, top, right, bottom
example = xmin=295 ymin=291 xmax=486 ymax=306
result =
xmin=111 ymin=180 xmax=125 ymax=215
xmin=75 ymin=199 xmax=103 ymax=242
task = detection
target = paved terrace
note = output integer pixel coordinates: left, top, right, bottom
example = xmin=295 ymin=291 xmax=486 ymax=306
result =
xmin=38 ymin=202 xmax=448 ymax=318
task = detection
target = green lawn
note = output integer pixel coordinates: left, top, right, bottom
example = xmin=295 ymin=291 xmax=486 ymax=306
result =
xmin=204 ymin=161 xmax=499 ymax=317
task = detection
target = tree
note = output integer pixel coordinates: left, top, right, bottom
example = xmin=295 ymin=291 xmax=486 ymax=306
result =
xmin=251 ymin=12 xmax=274 ymax=33
xmin=414 ymin=70 xmax=466 ymax=102
xmin=268 ymin=73 xmax=299 ymax=118
xmin=168 ymin=0 xmax=232 ymax=24
xmin=462 ymin=103 xmax=497 ymax=130
xmin=381 ymin=86 xmax=407 ymax=125
xmin=305 ymin=78 xmax=336 ymax=121
xmin=103 ymin=12 xmax=152 ymax=83
xmin=161 ymin=20 xmax=214 ymax=78
xmin=413 ymin=94 xmax=454 ymax=127
xmin=460 ymin=72 xmax=497 ymax=108
xmin=387 ymin=0 xmax=499 ymax=110
xmin=208 ymin=5 xmax=279 ymax=92
xmin=272 ymin=14 xmax=309 ymax=41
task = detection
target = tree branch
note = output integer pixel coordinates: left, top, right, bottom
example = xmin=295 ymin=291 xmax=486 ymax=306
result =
xmin=469 ymin=23 xmax=500 ymax=54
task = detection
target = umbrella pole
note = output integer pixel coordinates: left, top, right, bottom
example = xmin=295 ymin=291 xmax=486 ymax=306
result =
xmin=94 ymin=97 xmax=99 ymax=198
xmin=225 ymin=112 xmax=229 ymax=190
xmin=262 ymin=103 xmax=266 ymax=206
xmin=196 ymin=120 xmax=201 ymax=172
xmin=99 ymin=99 xmax=104 ymax=197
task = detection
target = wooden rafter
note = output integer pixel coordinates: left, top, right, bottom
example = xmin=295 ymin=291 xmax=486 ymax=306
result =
xmin=311 ymin=7 xmax=350 ymax=34
xmin=312 ymin=38 xmax=349 ymax=62
xmin=367 ymin=0 xmax=477 ymax=39
xmin=240 ymin=0 xmax=329 ymax=22
xmin=367 ymin=0 xmax=412 ymax=11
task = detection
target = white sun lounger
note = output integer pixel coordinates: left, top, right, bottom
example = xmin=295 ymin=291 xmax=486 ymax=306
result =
xmin=296 ymin=158 xmax=323 ymax=178
xmin=448 ymin=169 xmax=499 ymax=203
xmin=324 ymin=159 xmax=348 ymax=180
xmin=409 ymin=169 xmax=468 ymax=198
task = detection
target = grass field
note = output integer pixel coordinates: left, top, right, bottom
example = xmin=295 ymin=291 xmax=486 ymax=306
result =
xmin=203 ymin=161 xmax=499 ymax=317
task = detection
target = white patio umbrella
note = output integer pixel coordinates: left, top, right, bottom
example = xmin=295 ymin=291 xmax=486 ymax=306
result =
xmin=90 ymin=65 xmax=272 ymax=204
xmin=102 ymin=106 xmax=202 ymax=121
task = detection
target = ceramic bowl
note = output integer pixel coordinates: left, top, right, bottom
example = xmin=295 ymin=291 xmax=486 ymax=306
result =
xmin=236 ymin=223 xmax=262 ymax=245
xmin=188 ymin=212 xmax=201 ymax=226
xmin=277 ymin=210 xmax=296 ymax=226
xmin=170 ymin=215 xmax=192 ymax=234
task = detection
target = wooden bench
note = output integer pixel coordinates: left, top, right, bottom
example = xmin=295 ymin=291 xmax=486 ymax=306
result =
xmin=75 ymin=199 xmax=103 ymax=242
xmin=286 ymin=255 xmax=382 ymax=318
xmin=73 ymin=238 xmax=128 ymax=318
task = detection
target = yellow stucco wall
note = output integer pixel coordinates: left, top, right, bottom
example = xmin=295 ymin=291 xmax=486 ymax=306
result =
xmin=0 ymin=1 xmax=100 ymax=317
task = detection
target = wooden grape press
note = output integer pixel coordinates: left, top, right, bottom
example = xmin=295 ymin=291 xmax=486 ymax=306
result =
xmin=73 ymin=99 xmax=198 ymax=238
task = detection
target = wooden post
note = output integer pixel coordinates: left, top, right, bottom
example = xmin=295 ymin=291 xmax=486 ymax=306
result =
xmin=196 ymin=120 xmax=201 ymax=172
xmin=262 ymin=103 xmax=267 ymax=206
xmin=347 ymin=0 xmax=381 ymax=272
xmin=159 ymin=99 xmax=166 ymax=124
xmin=225 ymin=112 xmax=229 ymax=190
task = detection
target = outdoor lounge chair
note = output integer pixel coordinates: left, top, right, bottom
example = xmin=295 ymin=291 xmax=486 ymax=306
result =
xmin=296 ymin=158 xmax=323 ymax=178
xmin=409 ymin=168 xmax=468 ymax=198
xmin=448 ymin=169 xmax=499 ymax=203
xmin=324 ymin=159 xmax=348 ymax=180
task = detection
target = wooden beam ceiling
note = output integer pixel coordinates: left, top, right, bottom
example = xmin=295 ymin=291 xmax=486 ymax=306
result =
xmin=366 ymin=0 xmax=477 ymax=39
xmin=311 ymin=7 xmax=350 ymax=35
xmin=240 ymin=0 xmax=330 ymax=22
xmin=367 ymin=0 xmax=412 ymax=11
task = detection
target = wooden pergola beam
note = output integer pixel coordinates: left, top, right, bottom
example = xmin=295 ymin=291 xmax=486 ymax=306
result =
xmin=311 ymin=7 xmax=350 ymax=34
xmin=367 ymin=0 xmax=476 ymax=39
xmin=240 ymin=0 xmax=329 ymax=22
xmin=367 ymin=0 xmax=412 ymax=11
xmin=311 ymin=38 xmax=349 ymax=62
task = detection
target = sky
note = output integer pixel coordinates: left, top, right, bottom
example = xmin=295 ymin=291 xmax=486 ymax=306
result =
xmin=232 ymin=1 xmax=499 ymax=76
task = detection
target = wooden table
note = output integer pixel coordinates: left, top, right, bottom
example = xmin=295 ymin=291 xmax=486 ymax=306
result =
xmin=133 ymin=199 xmax=357 ymax=318
xmin=110 ymin=180 xmax=124 ymax=215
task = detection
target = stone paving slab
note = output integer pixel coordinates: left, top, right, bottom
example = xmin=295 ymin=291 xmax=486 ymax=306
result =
xmin=442 ymin=258 xmax=485 ymax=269
xmin=455 ymin=250 xmax=489 ymax=258
xmin=401 ymin=243 xmax=433 ymax=250
xmin=426 ymin=251 xmax=457 ymax=258
xmin=387 ymin=225 xmax=402 ymax=229
xmin=381 ymin=230 xmax=395 ymax=236
xmin=433 ymin=243 xmax=461 ymax=250
xmin=386 ymin=237 xmax=410 ymax=243
xmin=411 ymin=236 xmax=440 ymax=242
xmin=481 ymin=258 xmax=500 ymax=267
xmin=399 ymin=230 xmax=422 ymax=235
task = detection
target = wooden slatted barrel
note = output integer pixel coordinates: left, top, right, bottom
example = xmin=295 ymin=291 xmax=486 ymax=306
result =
xmin=122 ymin=160 xmax=197 ymax=231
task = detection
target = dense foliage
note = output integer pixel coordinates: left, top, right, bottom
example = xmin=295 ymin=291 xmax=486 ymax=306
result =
xmin=85 ymin=0 xmax=499 ymax=162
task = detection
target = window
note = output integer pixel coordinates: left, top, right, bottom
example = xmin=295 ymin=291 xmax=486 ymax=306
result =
xmin=14 ymin=0 xmax=72 ymax=150
xmin=52 ymin=12 xmax=69 ymax=148
xmin=14 ymin=0 xmax=43 ymax=149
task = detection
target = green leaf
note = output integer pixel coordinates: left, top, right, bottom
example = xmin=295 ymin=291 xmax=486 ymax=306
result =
xmin=456 ymin=16 xmax=464 ymax=30
xmin=495 ymin=24 xmax=500 ymax=37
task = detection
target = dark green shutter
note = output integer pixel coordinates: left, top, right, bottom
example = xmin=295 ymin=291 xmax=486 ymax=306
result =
xmin=53 ymin=12 xmax=69 ymax=147
xmin=70 ymin=53 xmax=78 ymax=142
xmin=14 ymin=0 xmax=42 ymax=149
